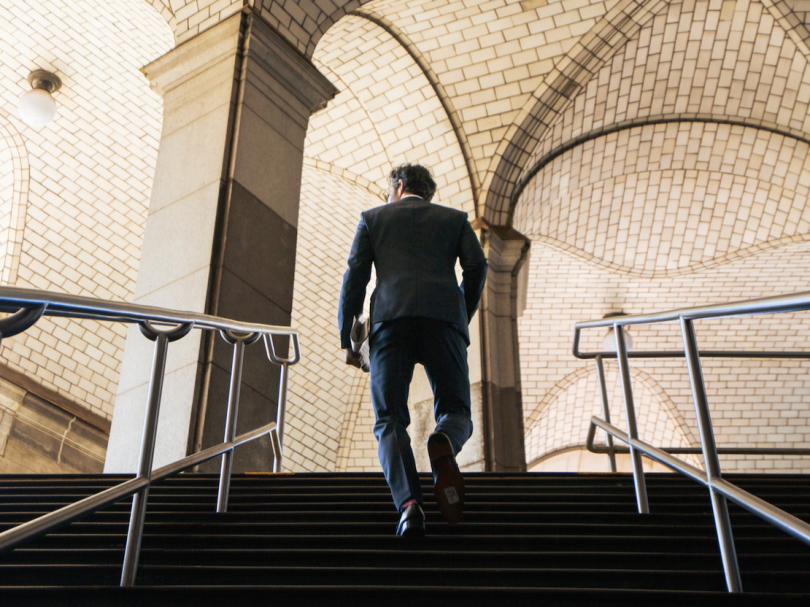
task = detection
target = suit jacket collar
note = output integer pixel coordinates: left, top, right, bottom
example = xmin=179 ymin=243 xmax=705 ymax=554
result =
xmin=391 ymin=195 xmax=429 ymax=207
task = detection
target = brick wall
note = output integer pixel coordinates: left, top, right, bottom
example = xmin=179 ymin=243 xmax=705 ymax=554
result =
xmin=5 ymin=0 xmax=810 ymax=472
xmin=285 ymin=164 xmax=377 ymax=471
xmin=306 ymin=14 xmax=476 ymax=215
xmin=519 ymin=243 xmax=810 ymax=473
xmin=0 ymin=0 xmax=173 ymax=419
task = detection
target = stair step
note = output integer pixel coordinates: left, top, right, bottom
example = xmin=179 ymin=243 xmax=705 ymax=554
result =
xmin=0 ymin=472 xmax=808 ymax=598
xmin=5 ymin=546 xmax=810 ymax=571
xmin=2 ymin=511 xmax=808 ymax=529
xmin=2 ymin=585 xmax=808 ymax=607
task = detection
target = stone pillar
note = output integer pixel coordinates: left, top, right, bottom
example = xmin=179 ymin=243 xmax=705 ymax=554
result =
xmin=105 ymin=10 xmax=337 ymax=473
xmin=473 ymin=219 xmax=529 ymax=472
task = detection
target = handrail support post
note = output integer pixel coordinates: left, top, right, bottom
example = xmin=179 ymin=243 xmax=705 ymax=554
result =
xmin=217 ymin=333 xmax=250 ymax=513
xmin=614 ymin=324 xmax=649 ymax=513
xmin=274 ymin=361 xmax=289 ymax=473
xmin=680 ymin=316 xmax=743 ymax=593
xmin=595 ymin=355 xmax=617 ymax=473
xmin=120 ymin=331 xmax=170 ymax=587
xmin=264 ymin=333 xmax=299 ymax=474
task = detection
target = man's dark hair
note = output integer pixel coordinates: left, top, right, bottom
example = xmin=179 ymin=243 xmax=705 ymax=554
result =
xmin=388 ymin=163 xmax=437 ymax=201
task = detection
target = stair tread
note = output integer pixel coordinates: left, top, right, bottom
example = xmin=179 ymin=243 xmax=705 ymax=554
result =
xmin=1 ymin=472 xmax=808 ymax=595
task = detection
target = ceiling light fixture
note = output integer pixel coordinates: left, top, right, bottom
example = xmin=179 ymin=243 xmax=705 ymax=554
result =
xmin=18 ymin=70 xmax=62 ymax=128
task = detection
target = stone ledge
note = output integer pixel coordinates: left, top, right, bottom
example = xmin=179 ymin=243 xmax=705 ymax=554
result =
xmin=0 ymin=363 xmax=110 ymax=433
xmin=0 ymin=375 xmax=108 ymax=474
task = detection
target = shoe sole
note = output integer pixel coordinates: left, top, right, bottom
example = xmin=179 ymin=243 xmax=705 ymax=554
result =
xmin=428 ymin=435 xmax=464 ymax=524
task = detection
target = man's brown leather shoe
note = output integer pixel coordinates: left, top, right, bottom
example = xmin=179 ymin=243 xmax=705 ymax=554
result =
xmin=396 ymin=502 xmax=426 ymax=537
xmin=427 ymin=432 xmax=464 ymax=524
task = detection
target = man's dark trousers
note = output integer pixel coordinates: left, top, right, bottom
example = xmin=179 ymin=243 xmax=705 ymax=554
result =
xmin=369 ymin=316 xmax=474 ymax=509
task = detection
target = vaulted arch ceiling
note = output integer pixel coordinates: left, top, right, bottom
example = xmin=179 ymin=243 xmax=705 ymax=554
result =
xmin=157 ymin=0 xmax=626 ymax=216
xmin=484 ymin=0 xmax=810 ymax=225
xmin=510 ymin=0 xmax=810 ymax=277
xmin=475 ymin=0 xmax=666 ymax=224
xmin=149 ymin=1 xmax=810 ymax=229
xmin=349 ymin=0 xmax=623 ymax=217
xmin=304 ymin=12 xmax=477 ymax=214
xmin=513 ymin=123 xmax=810 ymax=276
xmin=525 ymin=0 xmax=810 ymax=184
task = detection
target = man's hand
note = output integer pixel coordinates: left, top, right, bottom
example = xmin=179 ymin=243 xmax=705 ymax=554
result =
xmin=344 ymin=348 xmax=363 ymax=369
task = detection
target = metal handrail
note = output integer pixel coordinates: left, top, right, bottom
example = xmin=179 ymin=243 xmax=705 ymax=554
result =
xmin=573 ymin=289 xmax=810 ymax=593
xmin=0 ymin=286 xmax=300 ymax=586
xmin=574 ymin=289 xmax=810 ymax=329
xmin=0 ymin=286 xmax=298 ymax=335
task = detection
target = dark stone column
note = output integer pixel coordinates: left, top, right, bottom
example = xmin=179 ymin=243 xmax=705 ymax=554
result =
xmin=474 ymin=219 xmax=530 ymax=472
xmin=107 ymin=10 xmax=336 ymax=473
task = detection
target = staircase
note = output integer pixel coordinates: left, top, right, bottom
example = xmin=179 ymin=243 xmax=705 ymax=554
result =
xmin=1 ymin=472 xmax=809 ymax=605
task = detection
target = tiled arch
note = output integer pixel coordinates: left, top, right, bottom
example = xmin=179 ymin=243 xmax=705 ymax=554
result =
xmin=0 ymin=111 xmax=30 ymax=286
xmin=513 ymin=122 xmax=810 ymax=276
xmin=305 ymin=13 xmax=476 ymax=215
xmin=515 ymin=116 xmax=810 ymax=213
xmin=478 ymin=0 xmax=668 ymax=225
xmin=519 ymin=238 xmax=810 ymax=473
xmin=351 ymin=7 xmax=481 ymax=211
xmin=524 ymin=364 xmax=697 ymax=468
xmin=143 ymin=0 xmax=176 ymax=36
xmin=527 ymin=0 xmax=810 ymax=180
xmin=484 ymin=0 xmax=810 ymax=226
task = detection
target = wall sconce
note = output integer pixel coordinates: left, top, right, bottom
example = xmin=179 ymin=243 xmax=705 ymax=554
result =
xmin=602 ymin=311 xmax=634 ymax=352
xmin=18 ymin=70 xmax=62 ymax=128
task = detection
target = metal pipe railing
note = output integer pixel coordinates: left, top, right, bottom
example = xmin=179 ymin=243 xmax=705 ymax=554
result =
xmin=585 ymin=418 xmax=810 ymax=553
xmin=0 ymin=286 xmax=298 ymax=336
xmin=216 ymin=330 xmax=262 ymax=514
xmin=613 ymin=324 xmax=648 ymax=514
xmin=575 ymin=288 xmax=810 ymax=593
xmin=0 ymin=421 xmax=280 ymax=555
xmin=594 ymin=356 xmax=617 ymax=472
xmin=679 ymin=316 xmax=741 ymax=592
xmin=264 ymin=334 xmax=300 ymax=473
xmin=0 ymin=286 xmax=300 ymax=586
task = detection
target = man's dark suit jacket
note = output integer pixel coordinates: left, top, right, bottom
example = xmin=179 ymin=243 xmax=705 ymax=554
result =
xmin=338 ymin=196 xmax=488 ymax=349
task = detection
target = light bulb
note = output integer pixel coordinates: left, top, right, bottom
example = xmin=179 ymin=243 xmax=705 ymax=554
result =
xmin=18 ymin=89 xmax=57 ymax=127
xmin=603 ymin=327 xmax=634 ymax=352
xmin=18 ymin=70 xmax=61 ymax=128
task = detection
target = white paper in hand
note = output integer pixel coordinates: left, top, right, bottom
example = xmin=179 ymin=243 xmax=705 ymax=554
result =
xmin=350 ymin=315 xmax=370 ymax=372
